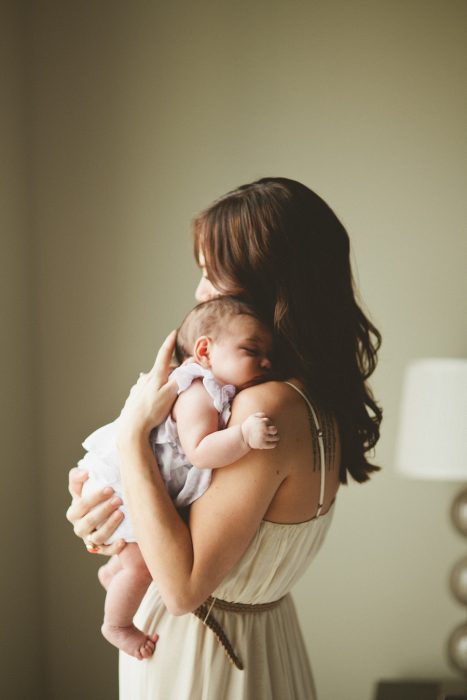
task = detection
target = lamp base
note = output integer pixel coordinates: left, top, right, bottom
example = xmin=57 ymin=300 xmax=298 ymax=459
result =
xmin=449 ymin=488 xmax=467 ymax=674
xmin=449 ymin=622 xmax=467 ymax=675
xmin=452 ymin=489 xmax=467 ymax=537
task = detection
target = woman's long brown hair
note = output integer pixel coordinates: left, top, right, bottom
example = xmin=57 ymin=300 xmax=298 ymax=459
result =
xmin=193 ymin=177 xmax=382 ymax=484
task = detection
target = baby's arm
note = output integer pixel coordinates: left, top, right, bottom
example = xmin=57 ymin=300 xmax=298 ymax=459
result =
xmin=173 ymin=380 xmax=279 ymax=470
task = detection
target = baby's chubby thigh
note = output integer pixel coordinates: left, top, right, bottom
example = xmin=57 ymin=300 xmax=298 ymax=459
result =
xmin=118 ymin=543 xmax=151 ymax=579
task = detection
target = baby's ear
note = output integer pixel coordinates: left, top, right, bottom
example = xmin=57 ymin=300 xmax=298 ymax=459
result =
xmin=193 ymin=336 xmax=211 ymax=367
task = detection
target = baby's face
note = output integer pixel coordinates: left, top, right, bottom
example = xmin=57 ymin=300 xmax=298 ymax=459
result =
xmin=208 ymin=315 xmax=273 ymax=389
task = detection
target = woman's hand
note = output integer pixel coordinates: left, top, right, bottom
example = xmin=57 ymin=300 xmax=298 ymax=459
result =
xmin=66 ymin=468 xmax=126 ymax=556
xmin=117 ymin=330 xmax=178 ymax=449
xmin=66 ymin=330 xmax=178 ymax=555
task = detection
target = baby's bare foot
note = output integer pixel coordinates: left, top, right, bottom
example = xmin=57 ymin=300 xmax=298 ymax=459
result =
xmin=101 ymin=623 xmax=158 ymax=660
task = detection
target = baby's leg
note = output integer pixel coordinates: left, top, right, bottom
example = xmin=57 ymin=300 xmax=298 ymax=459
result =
xmin=101 ymin=543 xmax=158 ymax=660
xmin=98 ymin=555 xmax=123 ymax=591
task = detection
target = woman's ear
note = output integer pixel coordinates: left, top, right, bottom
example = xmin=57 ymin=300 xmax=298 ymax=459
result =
xmin=193 ymin=336 xmax=211 ymax=367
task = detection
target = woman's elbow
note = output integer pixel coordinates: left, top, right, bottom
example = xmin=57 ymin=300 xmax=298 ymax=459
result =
xmin=167 ymin=603 xmax=191 ymax=617
xmin=163 ymin=591 xmax=201 ymax=617
xmin=165 ymin=596 xmax=190 ymax=616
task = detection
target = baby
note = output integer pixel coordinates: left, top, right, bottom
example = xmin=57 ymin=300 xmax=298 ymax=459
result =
xmin=78 ymin=296 xmax=279 ymax=659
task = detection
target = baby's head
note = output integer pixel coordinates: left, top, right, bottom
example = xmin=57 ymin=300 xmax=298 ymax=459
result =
xmin=176 ymin=297 xmax=273 ymax=389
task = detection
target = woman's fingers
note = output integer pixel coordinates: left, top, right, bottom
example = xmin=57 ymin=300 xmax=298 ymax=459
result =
xmin=87 ymin=508 xmax=124 ymax=545
xmin=67 ymin=491 xmax=120 ymax=534
xmin=151 ymin=330 xmax=177 ymax=384
xmin=66 ymin=486 xmax=113 ymax=522
xmin=68 ymin=467 xmax=88 ymax=498
xmin=74 ymin=502 xmax=123 ymax=540
xmin=96 ymin=540 xmax=126 ymax=557
xmin=161 ymin=378 xmax=179 ymax=404
xmin=86 ymin=539 xmax=126 ymax=558
xmin=116 ymin=330 xmax=178 ymax=442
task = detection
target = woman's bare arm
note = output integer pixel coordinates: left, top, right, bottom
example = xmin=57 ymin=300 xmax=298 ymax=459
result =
xmin=119 ymin=384 xmax=289 ymax=615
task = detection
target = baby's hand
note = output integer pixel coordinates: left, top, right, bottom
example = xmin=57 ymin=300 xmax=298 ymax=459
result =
xmin=241 ymin=412 xmax=280 ymax=450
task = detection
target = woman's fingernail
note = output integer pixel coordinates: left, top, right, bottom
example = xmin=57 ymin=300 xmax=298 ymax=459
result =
xmin=102 ymin=487 xmax=113 ymax=496
xmin=111 ymin=496 xmax=122 ymax=506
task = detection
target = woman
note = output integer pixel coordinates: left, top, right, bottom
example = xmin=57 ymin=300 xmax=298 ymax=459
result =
xmin=67 ymin=177 xmax=382 ymax=698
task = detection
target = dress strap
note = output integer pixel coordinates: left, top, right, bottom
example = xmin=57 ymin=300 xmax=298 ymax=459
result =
xmin=283 ymin=381 xmax=326 ymax=518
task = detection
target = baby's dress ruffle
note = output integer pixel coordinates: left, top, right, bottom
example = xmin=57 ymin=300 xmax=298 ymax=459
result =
xmin=80 ymin=363 xmax=235 ymax=543
xmin=150 ymin=363 xmax=235 ymax=507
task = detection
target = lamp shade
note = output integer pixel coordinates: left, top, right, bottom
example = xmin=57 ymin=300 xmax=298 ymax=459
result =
xmin=395 ymin=358 xmax=467 ymax=481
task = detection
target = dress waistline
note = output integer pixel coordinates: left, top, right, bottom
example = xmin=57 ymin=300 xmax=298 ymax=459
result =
xmin=192 ymin=595 xmax=286 ymax=670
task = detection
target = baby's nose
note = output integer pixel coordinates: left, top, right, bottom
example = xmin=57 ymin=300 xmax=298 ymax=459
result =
xmin=260 ymin=356 xmax=272 ymax=370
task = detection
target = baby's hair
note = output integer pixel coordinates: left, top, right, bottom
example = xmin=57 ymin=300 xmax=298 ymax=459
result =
xmin=175 ymin=296 xmax=268 ymax=364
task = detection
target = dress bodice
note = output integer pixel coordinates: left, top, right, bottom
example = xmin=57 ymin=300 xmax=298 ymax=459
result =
xmin=213 ymin=505 xmax=335 ymax=604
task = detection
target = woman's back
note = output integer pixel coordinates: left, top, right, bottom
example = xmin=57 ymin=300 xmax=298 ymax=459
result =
xmin=233 ymin=380 xmax=341 ymax=525
xmin=215 ymin=379 xmax=340 ymax=597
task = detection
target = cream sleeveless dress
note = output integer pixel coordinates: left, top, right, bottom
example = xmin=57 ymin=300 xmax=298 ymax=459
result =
xmin=119 ymin=383 xmax=336 ymax=700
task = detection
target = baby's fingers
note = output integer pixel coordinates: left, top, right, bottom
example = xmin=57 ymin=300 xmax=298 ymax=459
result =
xmin=260 ymin=433 xmax=280 ymax=449
xmin=251 ymin=412 xmax=277 ymax=428
xmin=265 ymin=434 xmax=280 ymax=444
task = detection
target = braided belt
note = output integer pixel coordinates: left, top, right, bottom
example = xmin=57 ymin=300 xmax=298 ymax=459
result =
xmin=192 ymin=595 xmax=285 ymax=670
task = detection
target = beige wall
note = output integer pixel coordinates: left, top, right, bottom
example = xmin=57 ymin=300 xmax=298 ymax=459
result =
xmin=0 ymin=1 xmax=42 ymax=698
xmin=7 ymin=1 xmax=467 ymax=698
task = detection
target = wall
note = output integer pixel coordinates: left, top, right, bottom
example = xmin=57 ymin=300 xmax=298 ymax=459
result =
xmin=21 ymin=1 xmax=467 ymax=698
xmin=0 ymin=1 xmax=42 ymax=698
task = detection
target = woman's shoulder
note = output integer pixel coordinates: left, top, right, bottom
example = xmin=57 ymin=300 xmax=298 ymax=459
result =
xmin=231 ymin=380 xmax=302 ymax=414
